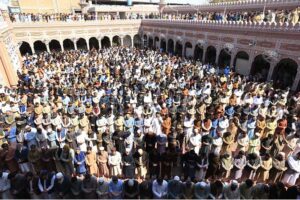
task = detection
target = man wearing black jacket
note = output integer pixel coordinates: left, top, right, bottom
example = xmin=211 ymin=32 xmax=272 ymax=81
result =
xmin=53 ymin=172 xmax=71 ymax=199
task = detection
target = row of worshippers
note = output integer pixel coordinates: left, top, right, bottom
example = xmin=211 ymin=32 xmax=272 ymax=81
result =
xmin=1 ymin=47 xmax=300 ymax=187
xmin=2 ymin=141 xmax=300 ymax=186
xmin=161 ymin=7 xmax=300 ymax=24
xmin=1 ymin=170 xmax=300 ymax=199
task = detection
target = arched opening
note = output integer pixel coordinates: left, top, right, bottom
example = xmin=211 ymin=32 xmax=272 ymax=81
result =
xmin=101 ymin=36 xmax=111 ymax=48
xmin=49 ymin=40 xmax=61 ymax=52
xmin=233 ymin=51 xmax=249 ymax=75
xmin=167 ymin=39 xmax=174 ymax=54
xmin=19 ymin=41 xmax=32 ymax=55
xmin=273 ymin=58 xmax=298 ymax=89
xmin=33 ymin=40 xmax=47 ymax=54
xmin=218 ymin=49 xmax=231 ymax=68
xmin=148 ymin=37 xmax=154 ymax=49
xmin=251 ymin=55 xmax=270 ymax=82
xmin=133 ymin=34 xmax=141 ymax=48
xmin=194 ymin=44 xmax=203 ymax=61
xmin=184 ymin=42 xmax=193 ymax=58
xmin=160 ymin=38 xmax=166 ymax=52
xmin=143 ymin=35 xmax=147 ymax=47
xmin=63 ymin=39 xmax=75 ymax=51
xmin=76 ymin=38 xmax=87 ymax=50
xmin=154 ymin=36 xmax=159 ymax=49
xmin=175 ymin=41 xmax=183 ymax=57
xmin=89 ymin=37 xmax=99 ymax=50
xmin=205 ymin=46 xmax=216 ymax=64
xmin=123 ymin=35 xmax=132 ymax=47
xmin=112 ymin=36 xmax=121 ymax=46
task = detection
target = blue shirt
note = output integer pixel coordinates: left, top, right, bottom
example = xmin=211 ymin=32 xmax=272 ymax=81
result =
xmin=109 ymin=180 xmax=123 ymax=199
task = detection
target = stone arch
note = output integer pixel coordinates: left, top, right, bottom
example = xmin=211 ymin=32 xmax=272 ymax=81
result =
xmin=251 ymin=54 xmax=270 ymax=82
xmin=49 ymin=40 xmax=62 ymax=52
xmin=148 ymin=37 xmax=154 ymax=49
xmin=123 ymin=35 xmax=132 ymax=47
xmin=33 ymin=40 xmax=47 ymax=54
xmin=273 ymin=58 xmax=298 ymax=89
xmin=218 ymin=49 xmax=231 ymax=68
xmin=154 ymin=36 xmax=159 ymax=49
xmin=76 ymin=38 xmax=87 ymax=50
xmin=205 ymin=46 xmax=217 ymax=64
xmin=101 ymin=36 xmax=111 ymax=48
xmin=167 ymin=39 xmax=174 ymax=54
xmin=133 ymin=34 xmax=141 ymax=48
xmin=89 ymin=37 xmax=99 ymax=50
xmin=160 ymin=38 xmax=167 ymax=52
xmin=184 ymin=42 xmax=193 ymax=58
xmin=194 ymin=44 xmax=203 ymax=61
xmin=143 ymin=34 xmax=147 ymax=47
xmin=63 ymin=39 xmax=75 ymax=50
xmin=233 ymin=51 xmax=250 ymax=75
xmin=175 ymin=40 xmax=183 ymax=57
xmin=19 ymin=41 xmax=32 ymax=55
xmin=112 ymin=35 xmax=121 ymax=46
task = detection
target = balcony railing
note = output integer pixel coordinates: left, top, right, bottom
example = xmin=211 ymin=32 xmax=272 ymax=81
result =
xmin=163 ymin=0 xmax=300 ymax=12
xmin=142 ymin=19 xmax=300 ymax=32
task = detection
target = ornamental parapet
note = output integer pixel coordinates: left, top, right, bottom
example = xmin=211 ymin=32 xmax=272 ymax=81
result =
xmin=142 ymin=19 xmax=300 ymax=34
xmin=163 ymin=0 xmax=300 ymax=13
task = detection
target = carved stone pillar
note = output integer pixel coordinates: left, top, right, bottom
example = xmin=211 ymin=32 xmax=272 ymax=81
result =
xmin=202 ymin=46 xmax=207 ymax=63
xmin=45 ymin=41 xmax=50 ymax=52
xmin=73 ymin=39 xmax=78 ymax=50
xmin=267 ymin=61 xmax=276 ymax=81
xmin=215 ymin=48 xmax=221 ymax=65
xmin=86 ymin=38 xmax=90 ymax=50
xmin=98 ymin=37 xmax=102 ymax=49
xmin=292 ymin=65 xmax=300 ymax=91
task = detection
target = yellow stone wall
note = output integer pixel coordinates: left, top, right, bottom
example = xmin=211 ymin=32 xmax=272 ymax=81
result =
xmin=18 ymin=0 xmax=81 ymax=13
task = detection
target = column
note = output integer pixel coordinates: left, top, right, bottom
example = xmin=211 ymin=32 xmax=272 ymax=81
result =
xmin=86 ymin=38 xmax=90 ymax=50
xmin=182 ymin=42 xmax=185 ymax=58
xmin=215 ymin=48 xmax=220 ymax=65
xmin=46 ymin=42 xmax=50 ymax=52
xmin=267 ymin=61 xmax=276 ymax=81
xmin=30 ymin=42 xmax=36 ymax=54
xmin=191 ymin=45 xmax=195 ymax=59
xmin=292 ymin=65 xmax=300 ymax=91
xmin=98 ymin=37 xmax=102 ymax=49
xmin=120 ymin=37 xmax=123 ymax=46
xmin=166 ymin=39 xmax=168 ymax=53
xmin=202 ymin=46 xmax=207 ymax=63
xmin=230 ymin=51 xmax=236 ymax=67
xmin=173 ymin=41 xmax=176 ymax=55
xmin=130 ymin=36 xmax=133 ymax=48
xmin=73 ymin=39 xmax=78 ymax=50
xmin=60 ymin=41 xmax=64 ymax=52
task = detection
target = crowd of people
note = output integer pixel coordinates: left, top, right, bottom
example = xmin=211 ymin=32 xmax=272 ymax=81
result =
xmin=8 ymin=12 xmax=151 ymax=23
xmin=8 ymin=6 xmax=300 ymax=25
xmin=0 ymin=47 xmax=300 ymax=199
xmin=161 ymin=7 xmax=300 ymax=24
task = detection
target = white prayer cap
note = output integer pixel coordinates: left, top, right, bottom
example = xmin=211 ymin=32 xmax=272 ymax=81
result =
xmin=128 ymin=179 xmax=134 ymax=186
xmin=174 ymin=176 xmax=180 ymax=181
xmin=98 ymin=177 xmax=104 ymax=183
xmin=56 ymin=172 xmax=63 ymax=179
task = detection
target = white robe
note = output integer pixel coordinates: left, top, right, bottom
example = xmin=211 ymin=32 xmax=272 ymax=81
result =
xmin=282 ymin=155 xmax=300 ymax=185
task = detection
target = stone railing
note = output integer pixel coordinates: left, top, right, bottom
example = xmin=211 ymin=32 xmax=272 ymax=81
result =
xmin=163 ymin=0 xmax=300 ymax=12
xmin=11 ymin=19 xmax=142 ymax=28
xmin=142 ymin=19 xmax=300 ymax=33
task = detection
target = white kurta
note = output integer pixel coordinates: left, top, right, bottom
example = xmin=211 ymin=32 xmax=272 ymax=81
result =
xmin=282 ymin=155 xmax=300 ymax=185
xmin=108 ymin=152 xmax=122 ymax=176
